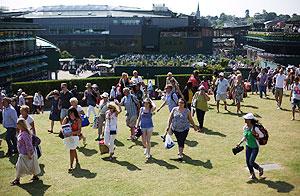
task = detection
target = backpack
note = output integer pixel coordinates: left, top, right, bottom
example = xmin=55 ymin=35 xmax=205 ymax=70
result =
xmin=253 ymin=123 xmax=269 ymax=145
xmin=170 ymin=92 xmax=178 ymax=105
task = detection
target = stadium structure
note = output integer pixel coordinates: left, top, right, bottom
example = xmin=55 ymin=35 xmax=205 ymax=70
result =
xmin=17 ymin=4 xmax=213 ymax=58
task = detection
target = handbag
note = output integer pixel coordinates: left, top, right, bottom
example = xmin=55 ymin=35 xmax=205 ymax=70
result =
xmin=99 ymin=140 xmax=109 ymax=154
xmin=81 ymin=115 xmax=90 ymax=127
xmin=32 ymin=135 xmax=41 ymax=146
xmin=62 ymin=124 xmax=72 ymax=137
xmin=134 ymin=127 xmax=143 ymax=138
xmin=232 ymin=146 xmax=244 ymax=155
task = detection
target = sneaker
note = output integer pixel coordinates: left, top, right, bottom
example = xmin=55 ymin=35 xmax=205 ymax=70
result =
xmin=249 ymin=174 xmax=257 ymax=180
xmin=146 ymin=153 xmax=151 ymax=159
xmin=95 ymin=137 xmax=100 ymax=141
xmin=83 ymin=137 xmax=87 ymax=146
xmin=259 ymin=167 xmax=264 ymax=177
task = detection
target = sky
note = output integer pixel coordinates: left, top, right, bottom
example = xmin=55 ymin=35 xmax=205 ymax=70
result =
xmin=1 ymin=0 xmax=299 ymax=17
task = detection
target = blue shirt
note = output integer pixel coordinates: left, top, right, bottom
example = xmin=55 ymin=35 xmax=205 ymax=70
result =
xmin=165 ymin=92 xmax=178 ymax=112
xmin=140 ymin=107 xmax=153 ymax=128
xmin=3 ymin=104 xmax=18 ymax=128
xmin=121 ymin=94 xmax=139 ymax=117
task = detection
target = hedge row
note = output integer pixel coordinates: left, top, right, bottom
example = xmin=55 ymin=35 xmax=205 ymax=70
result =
xmin=12 ymin=77 xmax=121 ymax=97
xmin=155 ymin=74 xmax=213 ymax=90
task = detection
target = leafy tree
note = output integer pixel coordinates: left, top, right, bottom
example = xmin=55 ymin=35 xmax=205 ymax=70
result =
xmin=60 ymin=50 xmax=73 ymax=59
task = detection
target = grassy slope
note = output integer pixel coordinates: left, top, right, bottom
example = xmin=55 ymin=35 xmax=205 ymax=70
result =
xmin=0 ymin=92 xmax=299 ymax=195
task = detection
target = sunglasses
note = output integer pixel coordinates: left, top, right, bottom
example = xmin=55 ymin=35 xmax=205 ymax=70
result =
xmin=178 ymin=101 xmax=185 ymax=104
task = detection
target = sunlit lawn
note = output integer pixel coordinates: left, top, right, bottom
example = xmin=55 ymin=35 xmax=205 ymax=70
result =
xmin=0 ymin=91 xmax=299 ymax=195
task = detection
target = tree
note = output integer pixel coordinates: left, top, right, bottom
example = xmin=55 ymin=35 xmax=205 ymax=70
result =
xmin=60 ymin=50 xmax=73 ymax=59
xmin=245 ymin=9 xmax=250 ymax=18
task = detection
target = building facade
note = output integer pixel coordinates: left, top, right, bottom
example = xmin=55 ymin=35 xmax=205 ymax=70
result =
xmin=18 ymin=5 xmax=213 ymax=58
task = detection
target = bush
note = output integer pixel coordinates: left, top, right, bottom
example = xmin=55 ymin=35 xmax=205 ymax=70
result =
xmin=155 ymin=74 xmax=212 ymax=90
xmin=12 ymin=77 xmax=121 ymax=97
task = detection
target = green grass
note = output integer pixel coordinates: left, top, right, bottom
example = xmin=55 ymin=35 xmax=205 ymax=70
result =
xmin=0 ymin=92 xmax=299 ymax=195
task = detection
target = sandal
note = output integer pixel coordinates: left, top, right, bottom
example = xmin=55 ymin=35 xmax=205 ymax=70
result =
xmin=68 ymin=168 xmax=73 ymax=173
xmin=259 ymin=167 xmax=264 ymax=177
xmin=31 ymin=176 xmax=39 ymax=181
xmin=10 ymin=179 xmax=20 ymax=186
xmin=48 ymin=130 xmax=53 ymax=133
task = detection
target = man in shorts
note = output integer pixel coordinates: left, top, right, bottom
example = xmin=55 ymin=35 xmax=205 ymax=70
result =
xmin=290 ymin=76 xmax=300 ymax=120
xmin=59 ymin=83 xmax=73 ymax=123
xmin=216 ymin=72 xmax=229 ymax=113
xmin=120 ymin=88 xmax=140 ymax=140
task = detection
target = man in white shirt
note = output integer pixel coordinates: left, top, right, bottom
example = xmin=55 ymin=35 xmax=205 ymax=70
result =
xmin=273 ymin=68 xmax=287 ymax=109
xmin=18 ymin=92 xmax=26 ymax=106
xmin=216 ymin=72 xmax=229 ymax=113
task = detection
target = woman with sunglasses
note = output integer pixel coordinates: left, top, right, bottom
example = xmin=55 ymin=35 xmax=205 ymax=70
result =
xmin=104 ymin=101 xmax=122 ymax=160
xmin=166 ymin=98 xmax=199 ymax=161
xmin=136 ymin=98 xmax=156 ymax=160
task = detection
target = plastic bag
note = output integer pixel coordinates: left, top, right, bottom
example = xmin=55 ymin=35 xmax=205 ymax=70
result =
xmin=164 ymin=134 xmax=175 ymax=149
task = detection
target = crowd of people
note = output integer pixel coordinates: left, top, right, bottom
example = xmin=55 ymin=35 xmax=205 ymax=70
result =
xmin=0 ymin=64 xmax=299 ymax=185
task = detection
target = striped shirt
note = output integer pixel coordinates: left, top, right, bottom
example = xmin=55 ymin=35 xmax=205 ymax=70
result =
xmin=121 ymin=94 xmax=138 ymax=117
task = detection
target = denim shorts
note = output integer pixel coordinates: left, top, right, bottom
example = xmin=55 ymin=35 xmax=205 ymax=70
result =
xmin=141 ymin=127 xmax=153 ymax=133
xmin=292 ymin=98 xmax=300 ymax=109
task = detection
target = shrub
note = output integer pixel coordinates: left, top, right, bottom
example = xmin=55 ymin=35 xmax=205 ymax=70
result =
xmin=12 ymin=77 xmax=121 ymax=97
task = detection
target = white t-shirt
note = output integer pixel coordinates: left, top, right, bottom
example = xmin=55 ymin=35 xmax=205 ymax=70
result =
xmin=275 ymin=74 xmax=286 ymax=88
xmin=131 ymin=76 xmax=143 ymax=84
xmin=105 ymin=111 xmax=118 ymax=131
xmin=20 ymin=115 xmax=34 ymax=131
xmin=216 ymin=78 xmax=229 ymax=94
xmin=70 ymin=105 xmax=83 ymax=114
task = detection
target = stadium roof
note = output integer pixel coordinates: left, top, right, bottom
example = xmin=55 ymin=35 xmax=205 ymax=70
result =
xmin=17 ymin=5 xmax=180 ymax=19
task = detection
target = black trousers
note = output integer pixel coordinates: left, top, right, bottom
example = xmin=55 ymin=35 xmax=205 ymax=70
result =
xmin=196 ymin=108 xmax=206 ymax=129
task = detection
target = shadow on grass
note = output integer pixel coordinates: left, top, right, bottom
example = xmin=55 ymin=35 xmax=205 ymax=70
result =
xmin=115 ymin=139 xmax=125 ymax=147
xmin=102 ymin=157 xmax=141 ymax=171
xmin=203 ymin=127 xmax=226 ymax=138
xmin=19 ymin=180 xmax=51 ymax=196
xmin=128 ymin=139 xmax=158 ymax=149
xmin=152 ymin=132 xmax=159 ymax=136
xmin=241 ymin=105 xmax=259 ymax=109
xmin=77 ymin=147 xmax=98 ymax=157
xmin=146 ymin=157 xmax=179 ymax=169
xmin=72 ymin=163 xmax=97 ymax=178
xmin=171 ymin=155 xmax=213 ymax=169
xmin=247 ymin=178 xmax=295 ymax=193
xmin=185 ymin=139 xmax=198 ymax=147
xmin=280 ymin=108 xmax=292 ymax=112
xmin=9 ymin=153 xmax=18 ymax=165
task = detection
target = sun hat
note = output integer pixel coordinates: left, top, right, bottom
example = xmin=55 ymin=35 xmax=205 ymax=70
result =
xmin=91 ymin=84 xmax=98 ymax=88
xmin=243 ymin=113 xmax=255 ymax=120
xmin=219 ymin=72 xmax=224 ymax=77
xmin=18 ymin=88 xmax=23 ymax=92
xmin=101 ymin=92 xmax=109 ymax=98
xmin=85 ymin=83 xmax=92 ymax=88
xmin=53 ymin=90 xmax=60 ymax=95
xmin=107 ymin=102 xmax=119 ymax=112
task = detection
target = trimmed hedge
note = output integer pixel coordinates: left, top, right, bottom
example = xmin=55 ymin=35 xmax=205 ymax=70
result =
xmin=155 ymin=74 xmax=213 ymax=90
xmin=12 ymin=77 xmax=121 ymax=97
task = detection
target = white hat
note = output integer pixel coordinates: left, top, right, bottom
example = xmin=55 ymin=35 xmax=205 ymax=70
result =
xmin=219 ymin=72 xmax=224 ymax=77
xmin=243 ymin=113 xmax=255 ymax=120
xmin=18 ymin=88 xmax=23 ymax=92
xmin=101 ymin=92 xmax=109 ymax=98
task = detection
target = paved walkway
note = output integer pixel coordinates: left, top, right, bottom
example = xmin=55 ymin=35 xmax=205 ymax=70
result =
xmin=57 ymin=70 xmax=96 ymax=80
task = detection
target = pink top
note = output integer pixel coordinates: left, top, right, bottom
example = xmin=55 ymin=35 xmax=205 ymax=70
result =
xmin=17 ymin=131 xmax=34 ymax=155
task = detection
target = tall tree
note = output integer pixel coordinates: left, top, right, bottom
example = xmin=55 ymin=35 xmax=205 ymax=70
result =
xmin=245 ymin=9 xmax=250 ymax=18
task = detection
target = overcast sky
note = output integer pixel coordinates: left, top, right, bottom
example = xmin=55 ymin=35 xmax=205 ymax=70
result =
xmin=1 ymin=0 xmax=299 ymax=17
